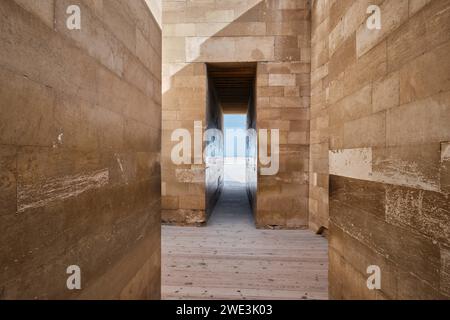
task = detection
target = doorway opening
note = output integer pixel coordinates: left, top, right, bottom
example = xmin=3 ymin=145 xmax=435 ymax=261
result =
xmin=205 ymin=63 xmax=257 ymax=224
xmin=224 ymin=114 xmax=247 ymax=184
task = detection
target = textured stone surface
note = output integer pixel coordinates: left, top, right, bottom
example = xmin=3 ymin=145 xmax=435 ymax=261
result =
xmin=311 ymin=0 xmax=450 ymax=299
xmin=0 ymin=0 xmax=161 ymax=299
xmin=162 ymin=0 xmax=311 ymax=228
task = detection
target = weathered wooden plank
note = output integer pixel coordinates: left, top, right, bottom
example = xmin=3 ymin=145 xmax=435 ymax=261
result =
xmin=162 ymin=181 xmax=328 ymax=300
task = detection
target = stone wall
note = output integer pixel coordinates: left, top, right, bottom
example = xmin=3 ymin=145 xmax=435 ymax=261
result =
xmin=310 ymin=0 xmax=450 ymax=299
xmin=205 ymin=75 xmax=224 ymax=219
xmin=162 ymin=0 xmax=311 ymax=228
xmin=0 ymin=0 xmax=161 ymax=299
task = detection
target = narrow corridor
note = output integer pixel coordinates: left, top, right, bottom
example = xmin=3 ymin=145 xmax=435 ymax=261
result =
xmin=162 ymin=162 xmax=328 ymax=300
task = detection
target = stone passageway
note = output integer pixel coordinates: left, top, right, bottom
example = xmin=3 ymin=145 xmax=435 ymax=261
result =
xmin=162 ymin=161 xmax=328 ymax=300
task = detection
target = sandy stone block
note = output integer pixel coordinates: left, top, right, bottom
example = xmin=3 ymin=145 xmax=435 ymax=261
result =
xmin=356 ymin=0 xmax=408 ymax=58
xmin=93 ymin=106 xmax=126 ymax=150
xmin=102 ymin=0 xmax=137 ymax=54
xmin=119 ymin=254 xmax=159 ymax=299
xmin=373 ymin=71 xmax=399 ymax=112
xmin=278 ymin=0 xmax=308 ymax=10
xmin=288 ymin=132 xmax=308 ymax=145
xmin=124 ymin=119 xmax=159 ymax=152
xmin=387 ymin=0 xmax=450 ymax=72
xmin=258 ymin=183 xmax=281 ymax=194
xmin=82 ymin=0 xmax=103 ymax=17
xmin=55 ymin=0 xmax=125 ymax=77
xmin=255 ymin=210 xmax=286 ymax=228
xmin=311 ymin=38 xmax=327 ymax=71
xmin=328 ymin=73 xmax=345 ymax=105
xmin=311 ymin=0 xmax=330 ymax=23
xmin=310 ymin=128 xmax=327 ymax=145
xmin=270 ymin=96 xmax=304 ymax=109
xmin=312 ymin=12 xmax=329 ymax=43
xmin=399 ymin=41 xmax=450 ymax=105
xmin=15 ymin=146 xmax=108 ymax=198
xmin=257 ymin=97 xmax=270 ymax=108
xmin=0 ymin=67 xmax=56 ymax=147
xmin=343 ymin=111 xmax=386 ymax=148
xmin=205 ymin=9 xmax=234 ymax=23
xmin=328 ymin=225 xmax=397 ymax=299
xmin=179 ymin=195 xmax=205 ymax=210
xmin=282 ymin=108 xmax=309 ymax=120
xmin=163 ymin=37 xmax=186 ymax=63
xmin=284 ymin=86 xmax=300 ymax=97
xmin=409 ymin=0 xmax=432 ymax=16
xmin=162 ymin=196 xmax=178 ymax=210
xmin=124 ymin=54 xmax=157 ymax=97
xmin=216 ymin=22 xmax=267 ymax=37
xmin=267 ymin=8 xmax=309 ymax=22
xmin=290 ymin=120 xmax=309 ymax=132
xmin=257 ymin=74 xmax=269 ymax=87
xmin=97 ymin=67 xmax=133 ymax=114
xmin=386 ymin=91 xmax=450 ymax=146
xmin=300 ymin=48 xmax=311 ymax=63
xmin=14 ymin=0 xmax=54 ymax=28
xmin=299 ymin=76 xmax=313 ymax=96
xmin=344 ymin=41 xmax=387 ymax=95
xmin=278 ymin=131 xmax=288 ymax=144
xmin=329 ymin=0 xmax=353 ymax=29
xmin=234 ymin=37 xmax=275 ymax=62
xmin=178 ymin=108 xmax=204 ymax=121
xmin=329 ymin=34 xmax=356 ymax=81
xmin=185 ymin=37 xmax=235 ymax=62
xmin=172 ymin=75 xmax=206 ymax=89
xmin=0 ymin=1 xmax=98 ymax=101
xmin=298 ymin=32 xmax=310 ymax=47
xmin=178 ymin=91 xmax=206 ymax=107
xmin=269 ymin=74 xmax=296 ymax=86
xmin=258 ymin=87 xmax=284 ymax=97
xmin=267 ymin=21 xmax=308 ymax=36
xmin=258 ymin=108 xmax=281 ymax=120
xmin=0 ymin=146 xmax=17 ymax=216
xmin=329 ymin=84 xmax=372 ymax=125
xmin=258 ymin=120 xmax=290 ymax=131
xmin=330 ymin=180 xmax=441 ymax=287
xmin=263 ymin=62 xmax=290 ymax=74
xmin=54 ymin=92 xmax=99 ymax=151
xmin=286 ymin=210 xmax=308 ymax=229
xmin=342 ymin=83 xmax=372 ymax=122
xmin=162 ymin=9 xmax=185 ymax=23
xmin=274 ymin=36 xmax=300 ymax=61
xmin=194 ymin=22 xmax=228 ymax=36
xmin=310 ymin=155 xmax=330 ymax=175
xmin=328 ymin=17 xmax=344 ymax=56
xmin=162 ymin=208 xmax=205 ymax=225
xmin=311 ymin=63 xmax=328 ymax=85
xmin=163 ymin=23 xmax=196 ymax=37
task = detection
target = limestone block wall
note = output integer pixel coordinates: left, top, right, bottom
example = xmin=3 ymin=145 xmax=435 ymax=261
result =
xmin=205 ymin=76 xmax=224 ymax=219
xmin=310 ymin=0 xmax=450 ymax=299
xmin=162 ymin=0 xmax=311 ymax=228
xmin=0 ymin=0 xmax=161 ymax=299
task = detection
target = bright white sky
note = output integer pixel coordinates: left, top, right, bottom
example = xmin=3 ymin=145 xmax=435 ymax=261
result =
xmin=224 ymin=114 xmax=247 ymax=158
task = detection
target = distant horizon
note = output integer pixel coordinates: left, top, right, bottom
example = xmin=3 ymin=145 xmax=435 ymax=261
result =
xmin=224 ymin=114 xmax=247 ymax=158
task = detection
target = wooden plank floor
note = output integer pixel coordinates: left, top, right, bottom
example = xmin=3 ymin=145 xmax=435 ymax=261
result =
xmin=162 ymin=178 xmax=328 ymax=300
